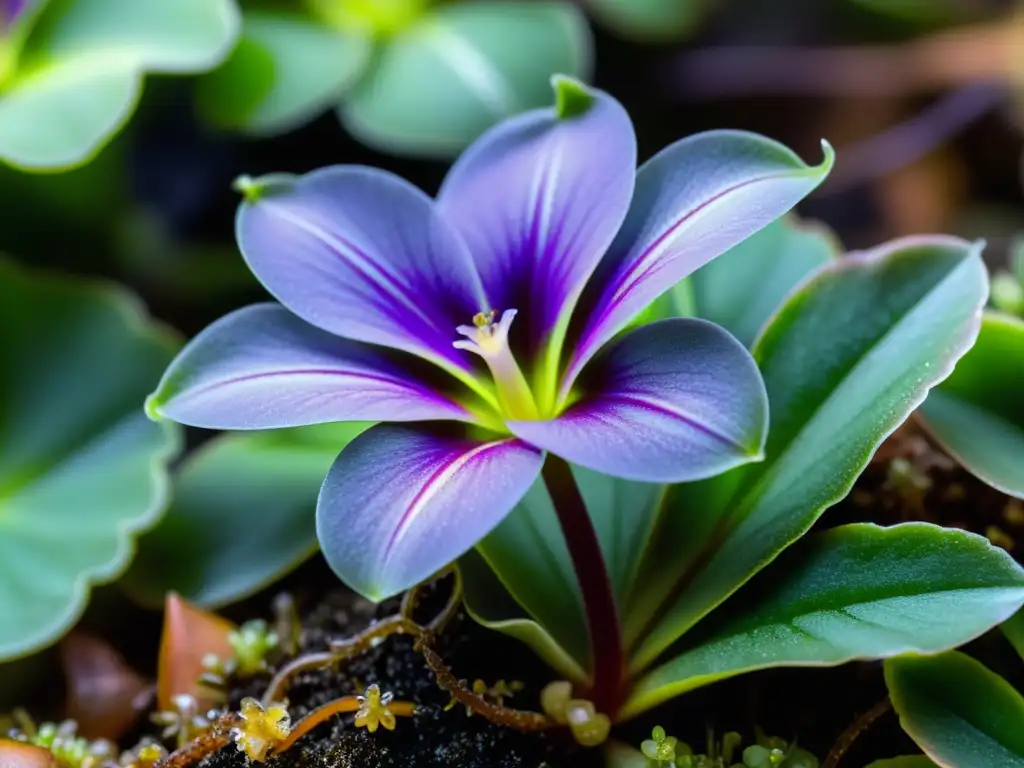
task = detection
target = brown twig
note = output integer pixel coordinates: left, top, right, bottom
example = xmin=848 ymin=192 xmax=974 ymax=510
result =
xmin=260 ymin=651 xmax=336 ymax=707
xmin=152 ymin=712 xmax=241 ymax=768
xmin=416 ymin=640 xmax=554 ymax=732
xmin=822 ymin=697 xmax=892 ymax=768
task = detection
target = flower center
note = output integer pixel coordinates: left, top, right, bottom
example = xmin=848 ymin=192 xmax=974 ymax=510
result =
xmin=454 ymin=309 xmax=539 ymax=421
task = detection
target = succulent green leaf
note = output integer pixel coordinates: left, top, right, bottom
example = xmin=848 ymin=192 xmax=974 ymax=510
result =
xmin=886 ymin=651 xmax=1024 ymax=767
xmin=625 ymin=236 xmax=989 ymax=671
xmin=0 ymin=0 xmax=238 ymax=169
xmin=462 ymin=464 xmax=662 ymax=679
xmin=863 ymin=759 xmax=940 ymax=768
xmin=459 ymin=549 xmax=587 ymax=683
xmin=1003 ymin=607 xmax=1024 ymax=661
xmin=646 ymin=214 xmax=840 ymax=347
xmin=585 ymin=0 xmax=708 ymax=42
xmin=623 ymin=523 xmax=1024 ymax=719
xmin=196 ymin=10 xmax=371 ymax=136
xmin=0 ymin=259 xmax=181 ymax=660
xmin=341 ymin=1 xmax=591 ymax=156
xmin=123 ymin=423 xmax=370 ymax=609
xmin=917 ymin=312 xmax=1024 ymax=498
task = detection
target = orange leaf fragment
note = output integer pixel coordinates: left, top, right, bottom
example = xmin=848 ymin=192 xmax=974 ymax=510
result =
xmin=157 ymin=593 xmax=236 ymax=711
xmin=0 ymin=740 xmax=58 ymax=768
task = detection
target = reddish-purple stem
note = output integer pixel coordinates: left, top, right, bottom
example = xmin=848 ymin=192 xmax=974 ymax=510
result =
xmin=541 ymin=455 xmax=624 ymax=716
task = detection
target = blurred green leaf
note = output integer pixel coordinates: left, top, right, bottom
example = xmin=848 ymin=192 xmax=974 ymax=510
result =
xmin=197 ymin=10 xmax=371 ymax=135
xmin=123 ymin=422 xmax=371 ymax=609
xmin=586 ymin=0 xmax=707 ymax=42
xmin=886 ymin=651 xmax=1024 ymax=767
xmin=0 ymin=259 xmax=181 ymax=661
xmin=1003 ymin=607 xmax=1024 ymax=661
xmin=0 ymin=0 xmax=239 ymax=170
xmin=341 ymin=0 xmax=591 ymax=156
xmin=626 ymin=237 xmax=988 ymax=672
xmin=863 ymin=759 xmax=940 ymax=768
xmin=918 ymin=312 xmax=1024 ymax=499
xmin=624 ymin=523 xmax=1024 ymax=717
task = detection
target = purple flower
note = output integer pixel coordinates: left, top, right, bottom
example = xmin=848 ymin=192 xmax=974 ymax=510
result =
xmin=148 ymin=77 xmax=832 ymax=601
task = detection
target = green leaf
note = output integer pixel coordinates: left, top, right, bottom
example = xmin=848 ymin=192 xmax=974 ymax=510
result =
xmin=863 ymin=759 xmax=940 ymax=768
xmin=122 ymin=423 xmax=370 ymax=609
xmin=0 ymin=259 xmax=181 ymax=660
xmin=625 ymin=236 xmax=988 ymax=672
xmin=196 ymin=10 xmax=371 ymax=136
xmin=1003 ymin=607 xmax=1024 ymax=661
xmin=341 ymin=0 xmax=591 ymax=156
xmin=886 ymin=651 xmax=1024 ymax=767
xmin=689 ymin=214 xmax=841 ymax=347
xmin=459 ymin=549 xmax=588 ymax=683
xmin=585 ymin=0 xmax=707 ymax=42
xmin=917 ymin=312 xmax=1024 ymax=499
xmin=463 ymin=465 xmax=662 ymax=679
xmin=602 ymin=740 xmax=652 ymax=768
xmin=0 ymin=0 xmax=238 ymax=170
xmin=624 ymin=523 xmax=1024 ymax=718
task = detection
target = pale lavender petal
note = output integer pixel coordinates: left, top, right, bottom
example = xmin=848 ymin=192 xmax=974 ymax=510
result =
xmin=510 ymin=318 xmax=768 ymax=483
xmin=317 ymin=424 xmax=544 ymax=601
xmin=436 ymin=79 xmax=635 ymax=369
xmin=236 ymin=167 xmax=488 ymax=375
xmin=148 ymin=304 xmax=471 ymax=429
xmin=561 ymin=131 xmax=834 ymax=399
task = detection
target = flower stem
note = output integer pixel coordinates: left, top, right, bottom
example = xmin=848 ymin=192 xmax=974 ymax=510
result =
xmin=541 ymin=455 xmax=623 ymax=716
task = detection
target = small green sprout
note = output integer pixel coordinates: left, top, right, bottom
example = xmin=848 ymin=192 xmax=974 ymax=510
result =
xmin=7 ymin=715 xmax=115 ymax=768
xmin=201 ymin=619 xmax=280 ymax=688
xmin=642 ymin=725 xmax=692 ymax=765
xmin=150 ymin=694 xmax=212 ymax=749
xmin=229 ymin=620 xmax=279 ymax=676
xmin=638 ymin=727 xmax=818 ymax=768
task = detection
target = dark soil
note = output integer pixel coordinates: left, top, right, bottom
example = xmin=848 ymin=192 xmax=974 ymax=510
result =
xmin=207 ymin=579 xmax=590 ymax=768
xmin=829 ymin=418 xmax=1024 ymax=560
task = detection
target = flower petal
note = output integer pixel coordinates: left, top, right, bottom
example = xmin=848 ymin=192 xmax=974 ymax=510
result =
xmin=147 ymin=304 xmax=470 ymax=429
xmin=561 ymin=131 xmax=834 ymax=399
xmin=509 ymin=318 xmax=768 ymax=483
xmin=436 ymin=78 xmax=635 ymax=396
xmin=235 ymin=166 xmax=488 ymax=375
xmin=317 ymin=424 xmax=543 ymax=601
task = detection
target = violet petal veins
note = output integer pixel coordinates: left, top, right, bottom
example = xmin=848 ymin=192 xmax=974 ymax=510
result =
xmin=149 ymin=76 xmax=832 ymax=600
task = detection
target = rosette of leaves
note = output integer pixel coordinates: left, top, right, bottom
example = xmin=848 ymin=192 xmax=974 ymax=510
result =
xmin=459 ymin=223 xmax=1024 ymax=756
xmin=0 ymin=259 xmax=181 ymax=660
xmin=875 ymin=609 xmax=1024 ymax=767
xmin=195 ymin=0 xmax=591 ymax=155
xmin=0 ymin=0 xmax=239 ymax=171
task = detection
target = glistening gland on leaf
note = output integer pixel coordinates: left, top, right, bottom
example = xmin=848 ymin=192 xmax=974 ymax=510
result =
xmin=148 ymin=74 xmax=831 ymax=607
